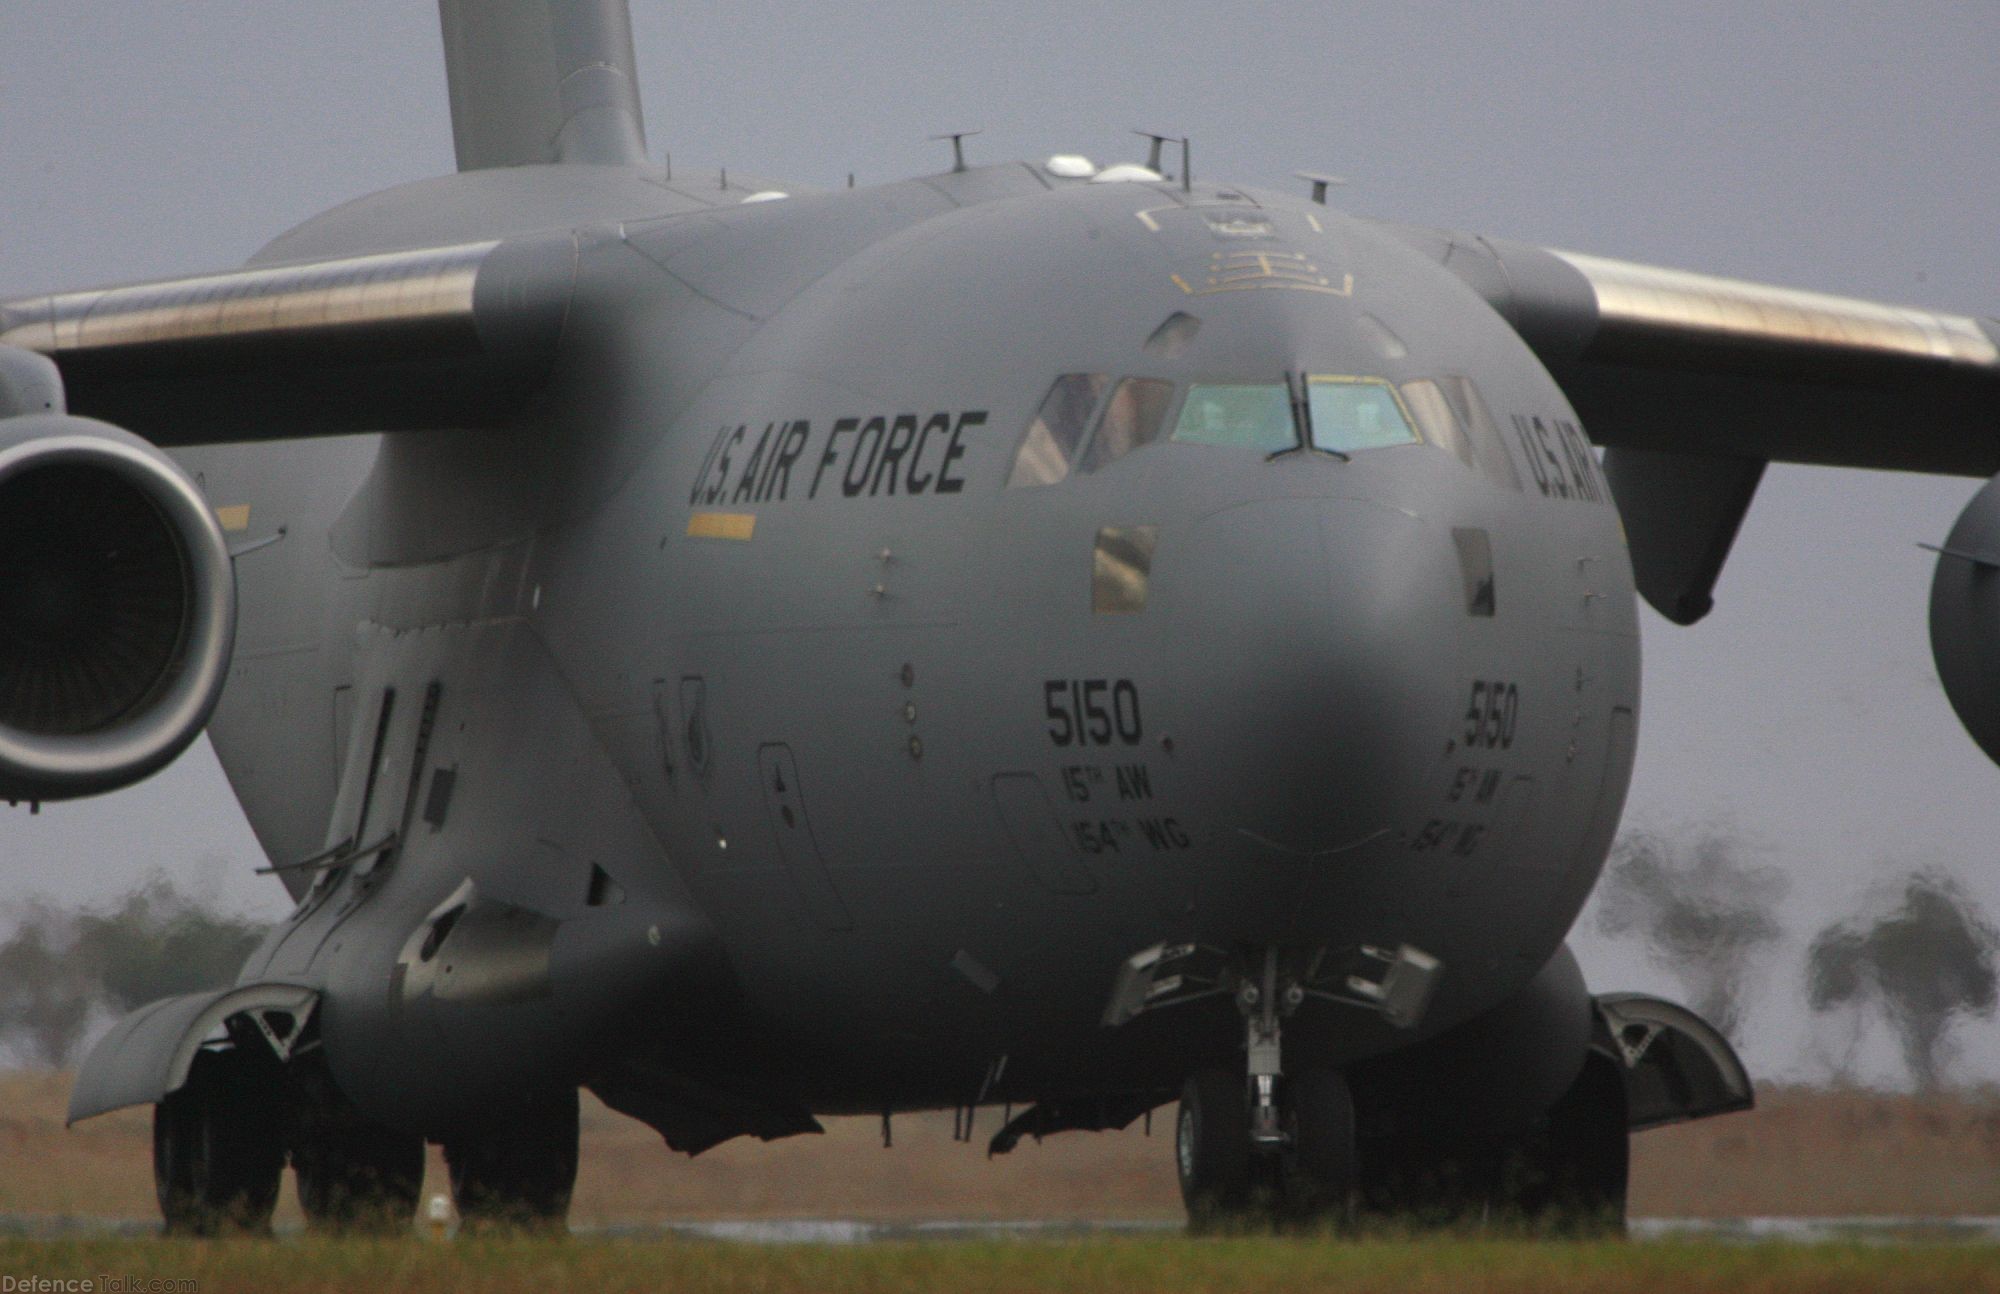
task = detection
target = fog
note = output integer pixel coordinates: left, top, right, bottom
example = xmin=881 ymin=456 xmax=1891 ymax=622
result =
xmin=3 ymin=2 xmax=1997 ymax=1088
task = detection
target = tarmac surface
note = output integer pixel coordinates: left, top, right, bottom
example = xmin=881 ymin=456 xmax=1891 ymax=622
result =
xmin=7 ymin=1215 xmax=2000 ymax=1244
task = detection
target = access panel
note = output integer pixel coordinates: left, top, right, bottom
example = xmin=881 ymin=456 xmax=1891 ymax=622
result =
xmin=757 ymin=744 xmax=853 ymax=931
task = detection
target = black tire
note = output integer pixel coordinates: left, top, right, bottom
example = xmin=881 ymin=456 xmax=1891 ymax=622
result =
xmin=1355 ymin=1055 xmax=1629 ymax=1235
xmin=1504 ymin=1053 xmax=1629 ymax=1236
xmin=1355 ymin=1125 xmax=1498 ymax=1230
xmin=153 ymin=1050 xmax=285 ymax=1236
xmin=445 ymin=1088 xmax=579 ymax=1233
xmin=1176 ymin=1068 xmax=1253 ymax=1231
xmin=289 ymin=1064 xmax=425 ymax=1234
xmin=1283 ymin=1067 xmax=1356 ymax=1225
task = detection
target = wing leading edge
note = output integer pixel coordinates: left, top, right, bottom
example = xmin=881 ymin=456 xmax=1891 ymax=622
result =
xmin=0 ymin=234 xmax=577 ymax=446
xmin=1385 ymin=224 xmax=2000 ymax=478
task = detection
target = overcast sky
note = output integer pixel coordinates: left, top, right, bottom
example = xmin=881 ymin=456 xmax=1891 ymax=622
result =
xmin=3 ymin=2 xmax=1998 ymax=1087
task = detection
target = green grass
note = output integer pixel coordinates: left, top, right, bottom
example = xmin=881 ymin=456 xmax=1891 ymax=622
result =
xmin=5 ymin=1235 xmax=2000 ymax=1294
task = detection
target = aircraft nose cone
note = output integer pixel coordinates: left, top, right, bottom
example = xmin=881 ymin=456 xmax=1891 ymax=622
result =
xmin=1160 ymin=494 xmax=1465 ymax=933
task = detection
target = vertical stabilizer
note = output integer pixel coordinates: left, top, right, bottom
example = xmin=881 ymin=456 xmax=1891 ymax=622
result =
xmin=438 ymin=0 xmax=648 ymax=170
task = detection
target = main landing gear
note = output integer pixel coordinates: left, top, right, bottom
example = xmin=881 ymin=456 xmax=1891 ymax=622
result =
xmin=153 ymin=1050 xmax=286 ymax=1236
xmin=444 ymin=1088 xmax=580 ymax=1233
xmin=155 ymin=1057 xmax=582 ymax=1235
xmin=152 ymin=1050 xmax=425 ymax=1238
xmin=1352 ymin=1052 xmax=1628 ymax=1235
xmin=288 ymin=1059 xmax=425 ymax=1234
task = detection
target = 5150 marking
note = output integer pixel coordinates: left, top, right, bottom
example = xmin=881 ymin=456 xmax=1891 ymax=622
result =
xmin=1463 ymin=679 xmax=1519 ymax=751
xmin=1044 ymin=678 xmax=1143 ymax=747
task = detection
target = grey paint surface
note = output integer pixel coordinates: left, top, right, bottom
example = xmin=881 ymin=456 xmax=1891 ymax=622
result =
xmin=0 ymin=2 xmax=1995 ymax=1104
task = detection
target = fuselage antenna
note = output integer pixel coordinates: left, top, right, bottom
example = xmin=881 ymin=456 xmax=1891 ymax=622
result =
xmin=1133 ymin=130 xmax=1191 ymax=191
xmin=1294 ymin=171 xmax=1347 ymax=205
xmin=930 ymin=130 xmax=982 ymax=174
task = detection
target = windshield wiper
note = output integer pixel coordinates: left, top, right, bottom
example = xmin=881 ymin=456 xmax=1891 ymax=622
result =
xmin=1276 ymin=370 xmax=1348 ymax=462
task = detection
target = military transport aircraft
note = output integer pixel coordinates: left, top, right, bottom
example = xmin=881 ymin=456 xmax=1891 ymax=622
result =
xmin=6 ymin=0 xmax=1997 ymax=1234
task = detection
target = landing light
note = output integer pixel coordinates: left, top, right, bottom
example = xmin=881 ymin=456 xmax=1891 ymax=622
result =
xmin=741 ymin=190 xmax=789 ymax=204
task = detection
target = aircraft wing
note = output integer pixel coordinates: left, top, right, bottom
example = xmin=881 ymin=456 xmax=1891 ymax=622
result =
xmin=1384 ymin=224 xmax=2000 ymax=478
xmin=1380 ymin=223 xmax=2000 ymax=626
xmin=0 ymin=233 xmax=575 ymax=446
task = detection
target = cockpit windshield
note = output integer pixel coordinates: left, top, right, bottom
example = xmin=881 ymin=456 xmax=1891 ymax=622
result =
xmin=1307 ymin=377 xmax=1421 ymax=454
xmin=1170 ymin=384 xmax=1295 ymax=452
xmin=1006 ymin=370 xmax=1437 ymax=490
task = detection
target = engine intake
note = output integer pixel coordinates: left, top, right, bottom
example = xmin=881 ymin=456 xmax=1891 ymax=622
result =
xmin=1930 ymin=473 xmax=2000 ymax=768
xmin=0 ymin=414 xmax=234 ymax=801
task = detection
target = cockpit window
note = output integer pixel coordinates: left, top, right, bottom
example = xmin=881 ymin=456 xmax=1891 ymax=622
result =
xmin=1078 ymin=378 xmax=1176 ymax=473
xmin=1307 ymin=377 xmax=1420 ymax=454
xmin=1442 ymin=375 xmax=1523 ymax=491
xmin=1170 ymin=384 xmax=1295 ymax=452
xmin=1399 ymin=376 xmax=1523 ymax=490
xmin=1401 ymin=379 xmax=1473 ymax=465
xmin=1007 ymin=373 xmax=1109 ymax=487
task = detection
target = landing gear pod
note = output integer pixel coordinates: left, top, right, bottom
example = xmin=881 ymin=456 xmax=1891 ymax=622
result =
xmin=1930 ymin=474 xmax=2000 ymax=768
xmin=0 ymin=413 xmax=235 ymax=802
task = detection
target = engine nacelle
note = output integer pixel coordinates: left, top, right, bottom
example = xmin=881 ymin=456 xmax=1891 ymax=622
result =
xmin=1930 ymin=473 xmax=2000 ymax=767
xmin=0 ymin=414 xmax=234 ymax=802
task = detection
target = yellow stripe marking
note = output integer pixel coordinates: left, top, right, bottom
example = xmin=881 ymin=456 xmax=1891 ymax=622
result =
xmin=686 ymin=511 xmax=756 ymax=541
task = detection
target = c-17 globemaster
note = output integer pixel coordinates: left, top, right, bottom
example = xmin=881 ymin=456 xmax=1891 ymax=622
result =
xmin=6 ymin=0 xmax=1999 ymax=1235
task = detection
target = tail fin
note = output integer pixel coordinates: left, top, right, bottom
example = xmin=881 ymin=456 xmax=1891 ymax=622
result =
xmin=438 ymin=0 xmax=648 ymax=170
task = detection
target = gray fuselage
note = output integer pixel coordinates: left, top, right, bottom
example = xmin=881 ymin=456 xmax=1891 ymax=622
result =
xmin=189 ymin=161 xmax=1637 ymax=1131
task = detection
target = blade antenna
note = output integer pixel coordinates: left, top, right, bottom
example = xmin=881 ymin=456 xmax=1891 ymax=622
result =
xmin=1295 ymin=171 xmax=1346 ymax=205
xmin=930 ymin=130 xmax=982 ymax=174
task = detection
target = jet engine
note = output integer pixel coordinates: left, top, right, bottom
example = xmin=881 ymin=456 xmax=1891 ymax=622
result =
xmin=0 ymin=413 xmax=234 ymax=803
xmin=1930 ymin=473 xmax=2000 ymax=767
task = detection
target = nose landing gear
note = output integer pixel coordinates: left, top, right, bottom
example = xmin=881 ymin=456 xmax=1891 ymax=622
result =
xmin=1176 ymin=1063 xmax=1359 ymax=1231
xmin=1175 ymin=950 xmax=1364 ymax=1230
xmin=1108 ymin=941 xmax=1440 ymax=1231
xmin=1176 ymin=1067 xmax=1254 ymax=1225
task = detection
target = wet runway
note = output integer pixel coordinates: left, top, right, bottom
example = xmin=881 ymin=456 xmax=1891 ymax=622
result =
xmin=1631 ymin=1216 xmax=2000 ymax=1244
xmin=619 ymin=1217 xmax=2000 ymax=1245
xmin=7 ymin=1215 xmax=2000 ymax=1243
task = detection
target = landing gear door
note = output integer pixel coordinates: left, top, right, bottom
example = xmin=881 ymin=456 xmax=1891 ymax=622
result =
xmin=1593 ymin=992 xmax=1755 ymax=1131
xmin=757 ymin=744 xmax=853 ymax=932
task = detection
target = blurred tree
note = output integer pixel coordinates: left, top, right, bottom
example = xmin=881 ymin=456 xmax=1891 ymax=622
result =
xmin=0 ymin=901 xmax=96 ymax=1067
xmin=70 ymin=874 xmax=265 ymax=1013
xmin=1595 ymin=827 xmax=1788 ymax=1040
xmin=0 ymin=874 xmax=265 ymax=1068
xmin=1807 ymin=872 xmax=1998 ymax=1092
